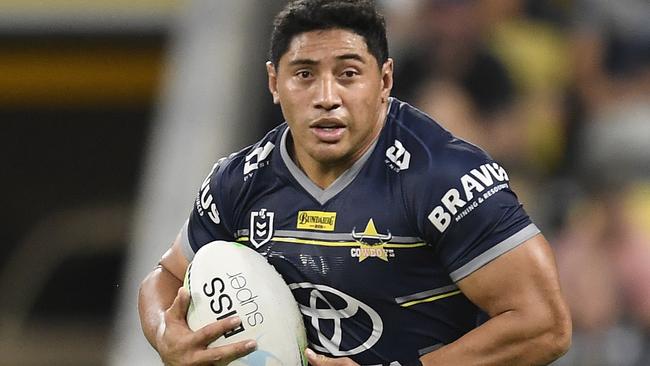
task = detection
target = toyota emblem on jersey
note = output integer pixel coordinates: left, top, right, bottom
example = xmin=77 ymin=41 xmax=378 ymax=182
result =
xmin=249 ymin=209 xmax=274 ymax=248
xmin=289 ymin=282 xmax=383 ymax=356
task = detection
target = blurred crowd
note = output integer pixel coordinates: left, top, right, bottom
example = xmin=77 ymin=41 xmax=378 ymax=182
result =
xmin=381 ymin=0 xmax=650 ymax=365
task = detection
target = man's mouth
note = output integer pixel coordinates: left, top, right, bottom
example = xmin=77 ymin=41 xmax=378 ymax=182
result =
xmin=311 ymin=118 xmax=345 ymax=127
xmin=310 ymin=118 xmax=346 ymax=142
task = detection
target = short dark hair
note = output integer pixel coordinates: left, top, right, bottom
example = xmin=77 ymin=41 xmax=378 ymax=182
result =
xmin=269 ymin=0 xmax=389 ymax=68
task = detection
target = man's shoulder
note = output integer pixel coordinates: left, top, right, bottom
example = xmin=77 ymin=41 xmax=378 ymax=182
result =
xmin=214 ymin=123 xmax=287 ymax=184
xmin=386 ymin=98 xmax=493 ymax=181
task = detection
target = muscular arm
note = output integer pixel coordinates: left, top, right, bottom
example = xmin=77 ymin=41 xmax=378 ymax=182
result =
xmin=138 ymin=232 xmax=189 ymax=348
xmin=306 ymin=234 xmax=571 ymax=366
xmin=420 ymin=234 xmax=572 ymax=365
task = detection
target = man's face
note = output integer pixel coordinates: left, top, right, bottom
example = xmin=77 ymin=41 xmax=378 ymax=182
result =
xmin=267 ymin=28 xmax=393 ymax=169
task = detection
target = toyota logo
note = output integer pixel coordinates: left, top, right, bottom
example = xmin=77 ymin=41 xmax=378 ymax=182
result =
xmin=289 ymin=282 xmax=383 ymax=356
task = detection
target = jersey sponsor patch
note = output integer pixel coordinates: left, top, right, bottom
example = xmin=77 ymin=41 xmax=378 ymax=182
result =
xmin=196 ymin=161 xmax=222 ymax=224
xmin=385 ymin=139 xmax=411 ymax=171
xmin=427 ymin=162 xmax=510 ymax=233
xmin=289 ymin=282 xmax=383 ymax=356
xmin=244 ymin=141 xmax=274 ymax=178
xmin=296 ymin=211 xmax=337 ymax=231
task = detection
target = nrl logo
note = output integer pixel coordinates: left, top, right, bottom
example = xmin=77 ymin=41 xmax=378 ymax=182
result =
xmin=250 ymin=208 xmax=274 ymax=248
xmin=350 ymin=219 xmax=394 ymax=262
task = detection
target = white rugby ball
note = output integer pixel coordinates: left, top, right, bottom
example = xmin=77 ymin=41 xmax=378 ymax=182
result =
xmin=184 ymin=241 xmax=307 ymax=366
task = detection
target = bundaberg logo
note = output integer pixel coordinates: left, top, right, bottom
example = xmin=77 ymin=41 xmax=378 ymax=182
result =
xmin=350 ymin=219 xmax=394 ymax=262
xmin=297 ymin=211 xmax=337 ymax=231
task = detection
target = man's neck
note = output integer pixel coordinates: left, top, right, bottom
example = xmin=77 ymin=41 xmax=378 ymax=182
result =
xmin=294 ymin=157 xmax=351 ymax=190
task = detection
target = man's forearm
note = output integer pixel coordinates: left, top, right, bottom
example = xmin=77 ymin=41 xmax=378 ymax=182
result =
xmin=420 ymin=308 xmax=571 ymax=366
xmin=138 ymin=265 xmax=183 ymax=349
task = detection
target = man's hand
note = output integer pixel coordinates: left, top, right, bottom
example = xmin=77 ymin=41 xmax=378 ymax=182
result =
xmin=156 ymin=287 xmax=257 ymax=365
xmin=305 ymin=349 xmax=359 ymax=366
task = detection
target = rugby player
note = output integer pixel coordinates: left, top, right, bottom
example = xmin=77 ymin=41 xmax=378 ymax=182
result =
xmin=138 ymin=0 xmax=572 ymax=365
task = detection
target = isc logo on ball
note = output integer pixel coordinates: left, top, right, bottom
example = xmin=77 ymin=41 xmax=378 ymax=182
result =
xmin=200 ymin=270 xmax=264 ymax=338
xmin=184 ymin=241 xmax=308 ymax=366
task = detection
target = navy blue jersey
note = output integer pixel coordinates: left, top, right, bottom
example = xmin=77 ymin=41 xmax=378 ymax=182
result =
xmin=181 ymin=98 xmax=539 ymax=365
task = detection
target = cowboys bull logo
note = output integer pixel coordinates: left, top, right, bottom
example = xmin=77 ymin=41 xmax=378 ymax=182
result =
xmin=351 ymin=219 xmax=394 ymax=262
xmin=250 ymin=209 xmax=274 ymax=248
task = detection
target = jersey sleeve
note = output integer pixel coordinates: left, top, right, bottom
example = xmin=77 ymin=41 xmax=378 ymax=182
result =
xmin=414 ymin=142 xmax=540 ymax=282
xmin=179 ymin=158 xmax=237 ymax=261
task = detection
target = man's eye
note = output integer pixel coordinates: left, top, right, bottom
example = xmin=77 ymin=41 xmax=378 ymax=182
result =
xmin=342 ymin=70 xmax=358 ymax=78
xmin=297 ymin=71 xmax=311 ymax=78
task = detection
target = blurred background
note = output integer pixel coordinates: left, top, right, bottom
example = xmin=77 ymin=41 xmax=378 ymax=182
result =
xmin=0 ymin=0 xmax=647 ymax=365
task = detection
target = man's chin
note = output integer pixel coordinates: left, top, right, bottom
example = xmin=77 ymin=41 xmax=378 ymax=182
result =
xmin=309 ymin=145 xmax=353 ymax=166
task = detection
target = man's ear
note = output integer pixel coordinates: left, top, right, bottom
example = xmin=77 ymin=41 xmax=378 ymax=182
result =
xmin=380 ymin=58 xmax=394 ymax=103
xmin=266 ymin=61 xmax=280 ymax=104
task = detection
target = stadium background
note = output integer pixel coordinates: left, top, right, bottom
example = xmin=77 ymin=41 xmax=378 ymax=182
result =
xmin=0 ymin=0 xmax=648 ymax=365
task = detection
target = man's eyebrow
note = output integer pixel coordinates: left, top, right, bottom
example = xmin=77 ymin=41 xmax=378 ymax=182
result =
xmin=287 ymin=54 xmax=365 ymax=66
xmin=336 ymin=53 xmax=365 ymax=63
xmin=288 ymin=58 xmax=318 ymax=66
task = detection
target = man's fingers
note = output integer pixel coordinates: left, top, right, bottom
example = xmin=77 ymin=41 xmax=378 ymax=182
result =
xmin=167 ymin=287 xmax=191 ymax=320
xmin=195 ymin=339 xmax=257 ymax=365
xmin=306 ymin=348 xmax=331 ymax=365
xmin=305 ymin=349 xmax=357 ymax=366
xmin=191 ymin=316 xmax=244 ymax=346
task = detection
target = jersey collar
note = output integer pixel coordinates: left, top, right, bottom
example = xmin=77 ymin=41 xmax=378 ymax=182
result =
xmin=279 ymin=99 xmax=393 ymax=205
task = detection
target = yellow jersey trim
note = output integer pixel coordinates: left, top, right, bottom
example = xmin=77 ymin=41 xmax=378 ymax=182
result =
xmin=399 ymin=290 xmax=462 ymax=307
xmin=236 ymin=236 xmax=426 ymax=248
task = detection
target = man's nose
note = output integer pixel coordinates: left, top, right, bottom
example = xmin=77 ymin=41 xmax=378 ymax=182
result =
xmin=314 ymin=76 xmax=341 ymax=111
